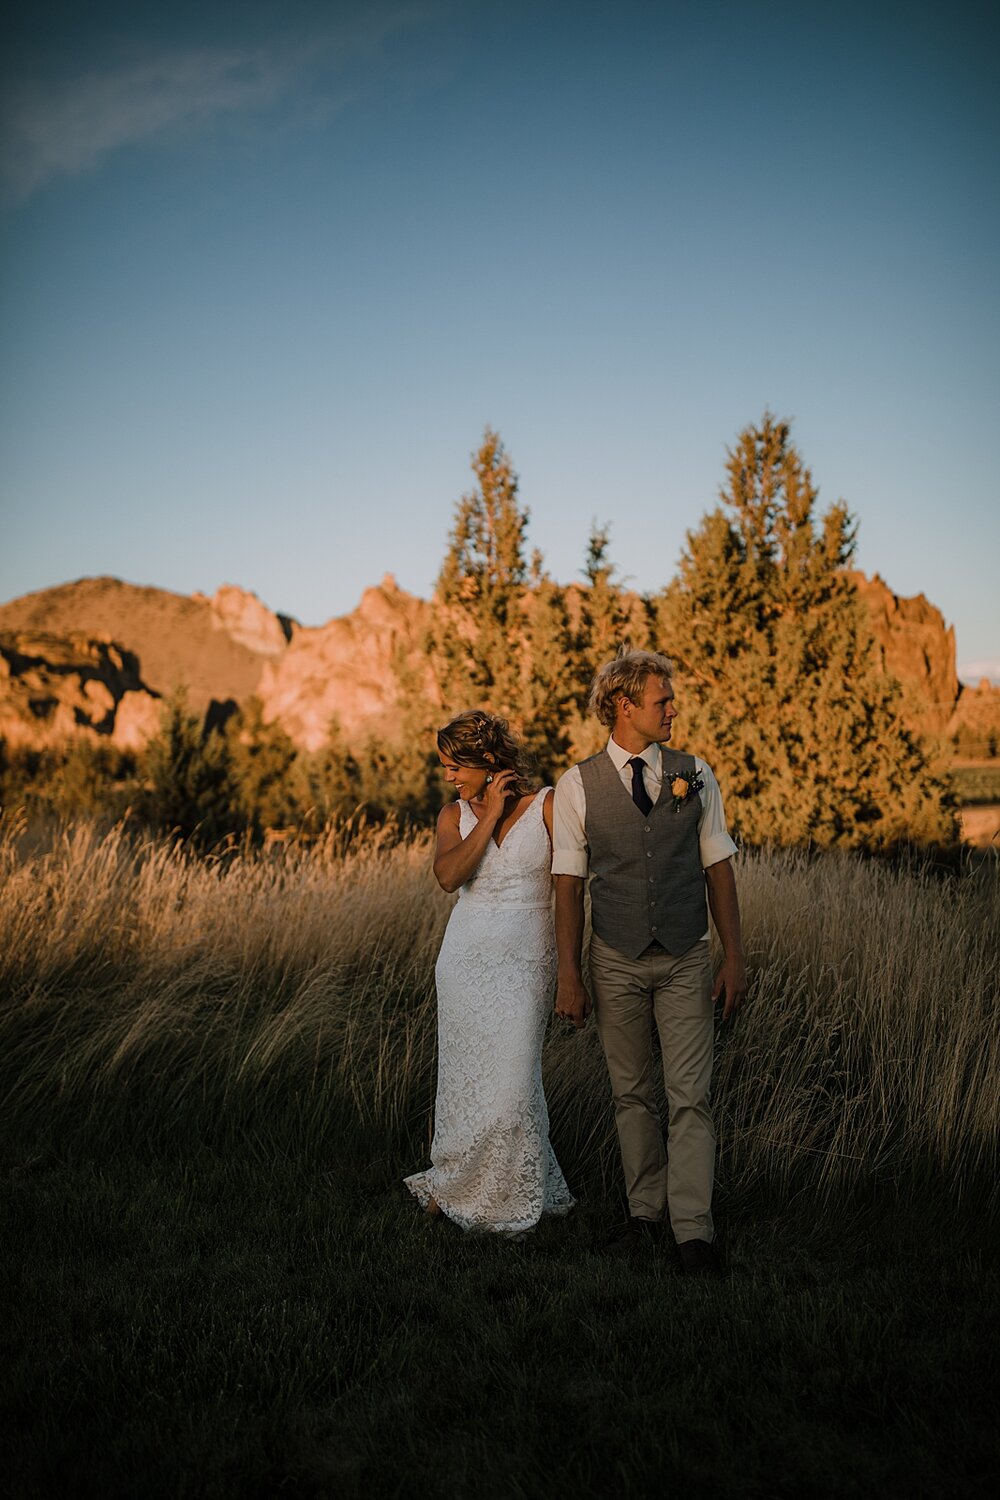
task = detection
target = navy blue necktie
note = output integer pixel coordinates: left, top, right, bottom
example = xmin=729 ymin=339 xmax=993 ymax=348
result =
xmin=628 ymin=757 xmax=653 ymax=816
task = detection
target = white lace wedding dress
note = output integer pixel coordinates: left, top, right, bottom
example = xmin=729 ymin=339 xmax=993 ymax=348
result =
xmin=405 ymin=788 xmax=574 ymax=1235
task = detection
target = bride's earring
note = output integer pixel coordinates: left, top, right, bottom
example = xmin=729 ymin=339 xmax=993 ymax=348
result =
xmin=485 ymin=775 xmax=493 ymax=784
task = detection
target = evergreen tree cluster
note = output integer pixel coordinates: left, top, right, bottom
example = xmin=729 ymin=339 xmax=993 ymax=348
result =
xmin=421 ymin=421 xmax=956 ymax=847
xmin=0 ymin=416 xmax=958 ymax=848
xmin=0 ymin=693 xmax=441 ymax=848
xmin=657 ymin=415 xmax=955 ymax=846
xmin=427 ymin=428 xmax=653 ymax=780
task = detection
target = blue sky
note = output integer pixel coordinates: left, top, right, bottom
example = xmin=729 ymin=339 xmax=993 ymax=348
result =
xmin=1 ymin=0 xmax=998 ymax=677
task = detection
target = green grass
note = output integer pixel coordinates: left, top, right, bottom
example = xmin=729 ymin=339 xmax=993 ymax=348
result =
xmin=952 ymin=763 xmax=1000 ymax=805
xmin=2 ymin=822 xmax=999 ymax=1497
xmin=5 ymin=1141 xmax=997 ymax=1500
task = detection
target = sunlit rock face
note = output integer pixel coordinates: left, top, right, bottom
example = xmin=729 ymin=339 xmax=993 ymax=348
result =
xmin=202 ymin=584 xmax=293 ymax=658
xmin=256 ymin=575 xmax=439 ymax=751
xmin=112 ymin=690 xmax=164 ymax=750
xmin=0 ymin=576 xmax=292 ymax=715
xmin=850 ymin=571 xmax=959 ymax=732
xmin=0 ymin=573 xmax=438 ymax=753
xmin=0 ymin=568 xmax=978 ymax=755
xmin=0 ymin=631 xmax=158 ymax=746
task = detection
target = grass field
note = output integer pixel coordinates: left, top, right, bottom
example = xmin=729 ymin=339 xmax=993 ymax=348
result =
xmin=951 ymin=762 xmax=1000 ymax=806
xmin=2 ymin=821 xmax=999 ymax=1498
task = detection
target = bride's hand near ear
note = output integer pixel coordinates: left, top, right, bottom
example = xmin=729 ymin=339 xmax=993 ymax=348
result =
xmin=480 ymin=769 xmax=517 ymax=818
xmin=433 ymin=769 xmax=517 ymax=892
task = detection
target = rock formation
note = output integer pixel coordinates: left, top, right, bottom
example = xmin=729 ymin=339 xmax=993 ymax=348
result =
xmin=112 ymin=692 xmax=164 ymax=751
xmin=0 ymin=577 xmax=292 ymax=715
xmin=849 ymin=571 xmax=958 ymax=732
xmin=256 ymin=575 xmax=437 ymax=751
xmin=0 ymin=631 xmax=158 ymax=748
xmin=195 ymin=583 xmax=294 ymax=658
xmin=0 ymin=569 xmax=985 ymax=761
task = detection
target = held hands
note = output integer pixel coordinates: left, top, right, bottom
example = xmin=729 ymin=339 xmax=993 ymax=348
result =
xmin=555 ymin=975 xmax=592 ymax=1030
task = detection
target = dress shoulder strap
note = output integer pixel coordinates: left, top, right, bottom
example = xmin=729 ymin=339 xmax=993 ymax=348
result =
xmin=457 ymin=798 xmax=477 ymax=836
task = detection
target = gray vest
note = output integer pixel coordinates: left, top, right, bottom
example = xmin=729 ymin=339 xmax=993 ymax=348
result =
xmin=580 ymin=747 xmax=707 ymax=960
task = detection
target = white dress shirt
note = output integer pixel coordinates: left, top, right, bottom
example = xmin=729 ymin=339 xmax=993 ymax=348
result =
xmin=551 ymin=737 xmax=738 ymax=880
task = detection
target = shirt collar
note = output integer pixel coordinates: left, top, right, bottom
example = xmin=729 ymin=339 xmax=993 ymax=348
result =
xmin=607 ymin=736 xmax=660 ymax=774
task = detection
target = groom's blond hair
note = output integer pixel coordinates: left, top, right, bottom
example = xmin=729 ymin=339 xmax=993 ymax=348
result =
xmin=588 ymin=647 xmax=675 ymax=729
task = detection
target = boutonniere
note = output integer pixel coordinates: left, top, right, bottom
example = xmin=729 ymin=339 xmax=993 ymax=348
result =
xmin=670 ymin=772 xmax=704 ymax=811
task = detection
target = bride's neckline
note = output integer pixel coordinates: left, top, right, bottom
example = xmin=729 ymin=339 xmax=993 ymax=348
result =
xmin=470 ymin=789 xmax=540 ymax=850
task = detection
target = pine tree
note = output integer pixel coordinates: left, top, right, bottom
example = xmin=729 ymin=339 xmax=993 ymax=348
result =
xmin=518 ymin=552 xmax=578 ymax=779
xmin=49 ymin=740 xmax=137 ymax=820
xmin=429 ymin=428 xmax=530 ymax=721
xmin=312 ymin=708 xmax=441 ymax=828
xmin=226 ymin=697 xmax=310 ymax=834
xmin=427 ymin=430 xmax=610 ymax=781
xmin=560 ymin=525 xmax=657 ymax=761
xmin=352 ymin=734 xmax=442 ymax=824
xmin=579 ymin=524 xmax=635 ymax=669
xmin=0 ymin=739 xmax=137 ymax=821
xmin=658 ymin=413 xmax=955 ymax=848
xmin=311 ymin=717 xmax=364 ymax=823
xmin=142 ymin=689 xmax=242 ymax=845
xmin=380 ymin=638 xmax=446 ymax=816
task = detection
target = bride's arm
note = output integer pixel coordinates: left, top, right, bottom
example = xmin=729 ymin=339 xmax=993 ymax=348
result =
xmin=432 ymin=770 xmax=517 ymax=892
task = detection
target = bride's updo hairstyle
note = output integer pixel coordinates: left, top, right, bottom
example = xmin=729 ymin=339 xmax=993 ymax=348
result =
xmin=437 ymin=710 xmax=539 ymax=798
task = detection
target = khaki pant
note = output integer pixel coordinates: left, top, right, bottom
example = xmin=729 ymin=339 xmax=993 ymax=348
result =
xmin=590 ymin=932 xmax=715 ymax=1244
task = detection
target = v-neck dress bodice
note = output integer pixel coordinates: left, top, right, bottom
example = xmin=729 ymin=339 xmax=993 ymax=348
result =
xmin=453 ymin=789 xmax=556 ymax=910
xmin=404 ymin=789 xmax=574 ymax=1235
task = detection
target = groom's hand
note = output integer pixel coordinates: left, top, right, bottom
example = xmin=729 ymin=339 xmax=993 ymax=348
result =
xmin=712 ymin=956 xmax=747 ymax=1021
xmin=555 ymin=975 xmax=592 ymax=1030
xmin=704 ymin=859 xmax=746 ymax=1022
xmin=554 ymin=875 xmax=590 ymax=1028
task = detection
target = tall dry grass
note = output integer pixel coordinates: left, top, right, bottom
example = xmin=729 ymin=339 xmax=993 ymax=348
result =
xmin=1 ymin=817 xmax=997 ymax=1217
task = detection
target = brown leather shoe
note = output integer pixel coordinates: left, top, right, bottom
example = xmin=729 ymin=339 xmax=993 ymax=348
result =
xmin=678 ymin=1238 xmax=723 ymax=1277
xmin=601 ymin=1217 xmax=663 ymax=1255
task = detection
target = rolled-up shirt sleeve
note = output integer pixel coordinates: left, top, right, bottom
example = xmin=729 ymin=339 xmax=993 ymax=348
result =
xmin=552 ymin=766 xmax=590 ymax=877
xmin=695 ymin=757 xmax=738 ymax=868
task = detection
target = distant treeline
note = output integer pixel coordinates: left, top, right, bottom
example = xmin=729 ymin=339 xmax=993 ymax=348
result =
xmin=0 ymin=693 xmax=439 ymax=844
xmin=0 ymin=415 xmax=968 ymax=849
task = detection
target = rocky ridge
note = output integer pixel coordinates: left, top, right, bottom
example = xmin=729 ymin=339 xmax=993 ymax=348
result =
xmin=0 ymin=570 xmax=994 ymax=756
xmin=256 ymin=576 xmax=436 ymax=752
xmin=0 ymin=577 xmax=294 ymax=716
xmin=849 ymin=571 xmax=959 ymax=731
xmin=0 ymin=631 xmax=160 ymax=750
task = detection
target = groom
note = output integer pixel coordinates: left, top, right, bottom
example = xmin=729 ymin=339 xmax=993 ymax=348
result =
xmin=553 ymin=648 xmax=746 ymax=1273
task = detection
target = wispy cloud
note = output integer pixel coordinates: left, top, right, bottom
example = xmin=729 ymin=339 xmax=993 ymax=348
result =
xmin=2 ymin=48 xmax=293 ymax=200
xmin=0 ymin=7 xmax=439 ymax=203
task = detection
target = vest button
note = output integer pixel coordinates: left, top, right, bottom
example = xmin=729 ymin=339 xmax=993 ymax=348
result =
xmin=644 ymin=825 xmax=651 ymax=832
xmin=646 ymin=851 xmax=652 ymax=858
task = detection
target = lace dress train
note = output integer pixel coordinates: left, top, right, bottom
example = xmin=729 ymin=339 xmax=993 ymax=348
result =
xmin=405 ymin=789 xmax=574 ymax=1234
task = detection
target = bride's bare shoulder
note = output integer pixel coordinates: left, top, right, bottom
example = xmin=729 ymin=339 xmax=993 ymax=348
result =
xmin=435 ymin=801 xmax=463 ymax=859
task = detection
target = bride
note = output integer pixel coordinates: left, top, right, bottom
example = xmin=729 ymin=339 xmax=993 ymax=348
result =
xmin=405 ymin=710 xmax=574 ymax=1235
